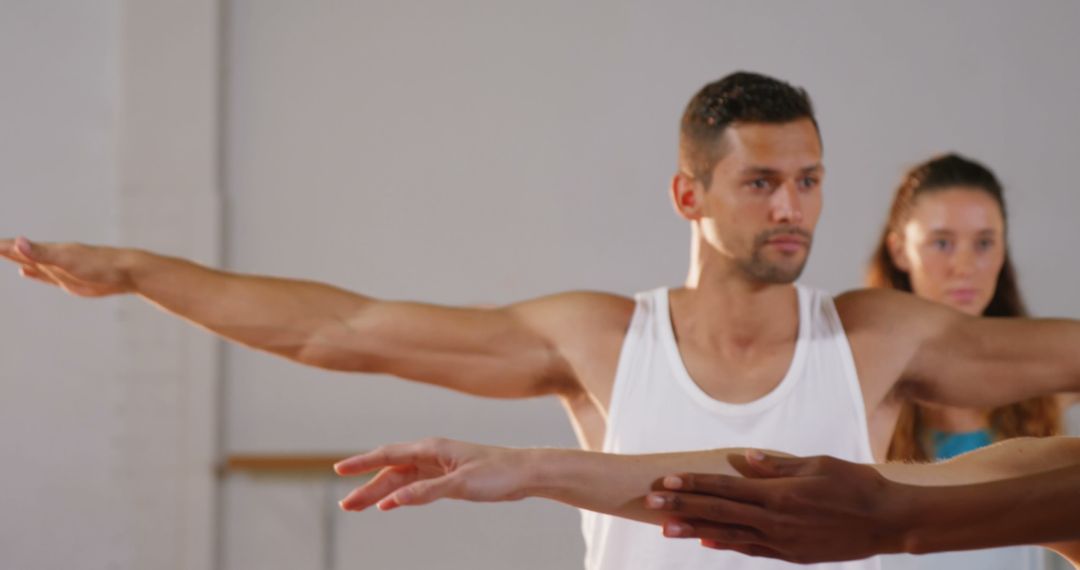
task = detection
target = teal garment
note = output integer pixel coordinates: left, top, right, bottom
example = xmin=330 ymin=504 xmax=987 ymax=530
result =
xmin=928 ymin=428 xmax=994 ymax=460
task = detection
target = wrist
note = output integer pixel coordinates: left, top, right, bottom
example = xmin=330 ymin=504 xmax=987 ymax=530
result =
xmin=521 ymin=447 xmax=590 ymax=503
xmin=116 ymin=247 xmax=153 ymax=293
xmin=888 ymin=482 xmax=926 ymax=555
xmin=520 ymin=448 xmax=564 ymax=500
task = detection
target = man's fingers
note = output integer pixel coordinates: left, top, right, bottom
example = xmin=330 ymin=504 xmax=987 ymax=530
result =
xmin=647 ymin=490 xmax=771 ymax=528
xmin=5 ymin=243 xmax=34 ymax=266
xmin=19 ymin=265 xmax=59 ymax=286
xmin=334 ymin=441 xmax=432 ymax=476
xmin=660 ymin=473 xmax=773 ymax=505
xmin=14 ymin=237 xmax=43 ymax=262
xmin=4 ymin=237 xmax=57 ymax=266
xmin=0 ymin=239 xmax=23 ymax=263
xmin=6 ymin=240 xmax=74 ymax=288
xmin=339 ymin=465 xmax=418 ymax=511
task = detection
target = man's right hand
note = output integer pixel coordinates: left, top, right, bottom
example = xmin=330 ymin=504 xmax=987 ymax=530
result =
xmin=1 ymin=236 xmax=136 ymax=297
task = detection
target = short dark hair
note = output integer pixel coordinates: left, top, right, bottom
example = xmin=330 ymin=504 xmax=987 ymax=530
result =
xmin=679 ymin=71 xmax=818 ymax=187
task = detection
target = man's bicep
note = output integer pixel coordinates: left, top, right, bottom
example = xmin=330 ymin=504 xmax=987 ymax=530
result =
xmin=304 ymin=291 xmax=628 ymax=398
xmin=835 ymin=289 xmax=935 ymax=410
xmin=906 ymin=315 xmax=1080 ymax=408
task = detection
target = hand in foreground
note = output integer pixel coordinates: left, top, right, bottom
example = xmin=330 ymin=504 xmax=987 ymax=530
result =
xmin=1 ymin=237 xmax=134 ymax=297
xmin=334 ymin=438 xmax=532 ymax=512
xmin=645 ymin=451 xmax=909 ymax=564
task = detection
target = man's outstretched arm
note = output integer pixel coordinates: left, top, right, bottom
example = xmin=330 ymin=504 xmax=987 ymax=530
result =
xmin=1 ymin=237 xmax=629 ymax=398
xmin=837 ymin=288 xmax=1080 ymax=410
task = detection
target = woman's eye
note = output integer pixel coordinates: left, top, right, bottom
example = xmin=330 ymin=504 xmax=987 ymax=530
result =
xmin=932 ymin=238 xmax=951 ymax=251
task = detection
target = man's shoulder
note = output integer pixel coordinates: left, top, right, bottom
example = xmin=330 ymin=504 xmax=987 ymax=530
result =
xmin=531 ymin=290 xmax=636 ymax=332
xmin=832 ymin=288 xmax=920 ymax=328
xmin=543 ymin=290 xmax=636 ymax=310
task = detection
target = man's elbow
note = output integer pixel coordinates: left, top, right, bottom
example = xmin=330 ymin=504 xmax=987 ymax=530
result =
xmin=294 ymin=331 xmax=378 ymax=372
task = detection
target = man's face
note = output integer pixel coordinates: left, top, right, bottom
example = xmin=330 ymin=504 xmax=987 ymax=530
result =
xmin=699 ymin=119 xmax=823 ymax=284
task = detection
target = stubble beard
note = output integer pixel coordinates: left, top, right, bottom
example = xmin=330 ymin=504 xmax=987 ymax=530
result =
xmin=736 ymin=227 xmax=813 ymax=284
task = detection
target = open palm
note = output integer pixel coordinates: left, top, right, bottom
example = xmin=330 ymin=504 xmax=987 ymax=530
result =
xmin=334 ymin=438 xmax=532 ymax=512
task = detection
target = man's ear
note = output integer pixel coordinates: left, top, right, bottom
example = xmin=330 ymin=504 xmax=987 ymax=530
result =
xmin=670 ymin=172 xmax=704 ymax=221
xmin=887 ymin=231 xmax=911 ymax=272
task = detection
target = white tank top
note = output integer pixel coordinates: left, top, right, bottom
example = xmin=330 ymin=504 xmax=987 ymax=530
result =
xmin=581 ymin=285 xmax=880 ymax=570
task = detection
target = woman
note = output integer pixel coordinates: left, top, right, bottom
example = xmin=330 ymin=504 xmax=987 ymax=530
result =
xmin=867 ymin=153 xmax=1074 ymax=570
xmin=868 ymin=153 xmax=1063 ymax=462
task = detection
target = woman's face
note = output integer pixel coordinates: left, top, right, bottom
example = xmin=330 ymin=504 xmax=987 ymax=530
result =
xmin=890 ymin=187 xmax=1007 ymax=316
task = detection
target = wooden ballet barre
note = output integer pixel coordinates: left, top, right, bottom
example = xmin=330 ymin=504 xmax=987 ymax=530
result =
xmin=221 ymin=453 xmax=356 ymax=475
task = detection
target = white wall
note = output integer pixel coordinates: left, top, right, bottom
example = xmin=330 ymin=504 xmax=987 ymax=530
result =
xmin=0 ymin=2 xmax=221 ymax=569
xmin=2 ymin=2 xmax=1079 ymax=569
xmin=0 ymin=3 xmax=125 ymax=568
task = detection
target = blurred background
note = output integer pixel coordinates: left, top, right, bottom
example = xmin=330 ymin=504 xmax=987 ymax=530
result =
xmin=2 ymin=1 xmax=1078 ymax=569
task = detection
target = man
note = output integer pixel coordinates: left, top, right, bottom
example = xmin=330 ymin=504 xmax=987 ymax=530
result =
xmin=4 ymin=72 xmax=1080 ymax=569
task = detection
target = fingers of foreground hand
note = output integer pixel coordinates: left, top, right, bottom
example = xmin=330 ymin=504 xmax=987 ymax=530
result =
xmin=646 ymin=490 xmax=770 ymax=529
xmin=701 ymin=539 xmax=788 ymax=561
xmin=339 ymin=465 xmax=418 ymax=512
xmin=736 ymin=451 xmax=828 ymax=479
xmin=334 ymin=441 xmax=436 ymax=476
xmin=662 ymin=519 xmax=766 ymax=544
xmin=659 ymin=472 xmax=773 ymax=505
xmin=378 ymin=474 xmax=459 ymax=510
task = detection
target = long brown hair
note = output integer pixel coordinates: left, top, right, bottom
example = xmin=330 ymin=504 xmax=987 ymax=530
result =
xmin=867 ymin=153 xmax=1061 ymax=462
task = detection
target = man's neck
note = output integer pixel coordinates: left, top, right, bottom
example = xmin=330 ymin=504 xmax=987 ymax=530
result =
xmin=673 ymin=261 xmax=799 ymax=351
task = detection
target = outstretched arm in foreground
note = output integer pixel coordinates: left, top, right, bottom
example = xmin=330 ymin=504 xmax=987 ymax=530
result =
xmin=334 ymin=437 xmax=762 ymax=526
xmin=334 ymin=437 xmax=1080 ymax=566
xmin=650 ymin=436 xmax=1080 ymax=566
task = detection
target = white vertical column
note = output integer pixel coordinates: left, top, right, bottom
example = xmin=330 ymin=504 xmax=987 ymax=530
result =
xmin=116 ymin=1 xmax=222 ymax=569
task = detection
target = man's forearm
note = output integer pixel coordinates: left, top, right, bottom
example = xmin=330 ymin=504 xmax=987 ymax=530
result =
xmin=124 ymin=250 xmax=371 ymax=363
